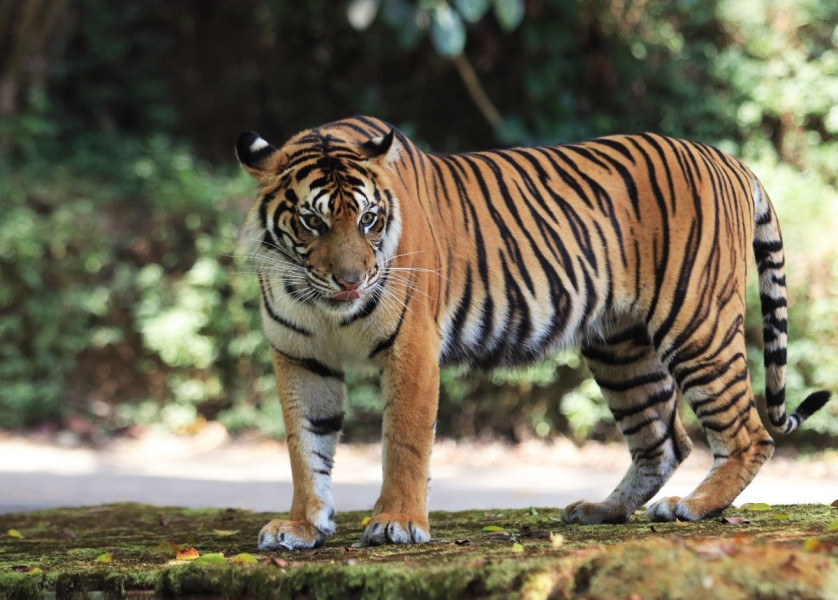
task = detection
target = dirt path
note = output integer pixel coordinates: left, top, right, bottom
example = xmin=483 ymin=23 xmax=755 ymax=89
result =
xmin=1 ymin=426 xmax=835 ymax=514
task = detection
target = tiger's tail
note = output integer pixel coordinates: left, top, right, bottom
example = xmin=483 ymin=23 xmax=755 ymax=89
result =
xmin=752 ymin=180 xmax=832 ymax=435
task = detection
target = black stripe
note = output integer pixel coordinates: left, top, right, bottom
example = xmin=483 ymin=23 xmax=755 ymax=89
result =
xmin=621 ymin=414 xmax=662 ymax=436
xmin=611 ymin=385 xmax=676 ymax=421
xmin=306 ymin=414 xmax=345 ymax=435
xmin=763 ymin=348 xmax=787 ymax=367
xmin=760 ymin=294 xmax=787 ymax=314
xmin=597 ymin=371 xmax=668 ymax=392
xmin=753 ymin=239 xmax=783 ymax=254
xmin=259 ymin=277 xmax=313 ymax=336
xmin=369 ymin=290 xmax=411 ymax=359
xmin=272 ymin=345 xmax=344 ymax=380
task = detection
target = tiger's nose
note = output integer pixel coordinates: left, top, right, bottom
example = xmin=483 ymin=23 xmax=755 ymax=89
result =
xmin=335 ymin=274 xmax=363 ymax=291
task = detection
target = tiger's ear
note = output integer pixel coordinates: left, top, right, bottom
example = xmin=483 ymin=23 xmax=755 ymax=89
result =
xmin=360 ymin=129 xmax=400 ymax=164
xmin=236 ymin=131 xmax=287 ymax=182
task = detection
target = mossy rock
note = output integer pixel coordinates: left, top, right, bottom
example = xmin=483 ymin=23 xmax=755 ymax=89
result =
xmin=1 ymin=503 xmax=837 ymax=599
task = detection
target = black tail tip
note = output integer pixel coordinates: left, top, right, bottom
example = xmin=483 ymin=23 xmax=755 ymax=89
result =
xmin=796 ymin=390 xmax=832 ymax=420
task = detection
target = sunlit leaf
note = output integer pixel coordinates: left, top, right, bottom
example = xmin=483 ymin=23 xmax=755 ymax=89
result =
xmin=95 ymin=552 xmax=112 ymax=563
xmin=176 ymin=547 xmax=200 ymax=561
xmin=211 ymin=529 xmax=239 ymax=537
xmin=455 ymin=0 xmax=489 ymax=23
xmin=492 ymin=0 xmax=524 ymax=31
xmin=430 ymin=4 xmax=465 ymax=57
xmin=194 ymin=552 xmax=227 ymax=565
xmin=229 ymin=552 xmax=258 ymax=564
xmin=511 ymin=542 xmax=524 ymax=552
xmin=482 ymin=525 xmax=506 ymax=532
xmin=549 ymin=532 xmax=565 ymax=549
xmin=740 ymin=502 xmax=771 ymax=512
xmin=347 ymin=0 xmax=380 ymax=31
xmin=360 ymin=516 xmax=372 ymax=527
xmin=771 ymin=513 xmax=791 ymax=521
xmin=7 ymin=529 xmax=23 ymax=539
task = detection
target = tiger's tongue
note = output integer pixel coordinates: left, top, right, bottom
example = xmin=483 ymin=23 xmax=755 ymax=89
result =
xmin=331 ymin=290 xmax=361 ymax=301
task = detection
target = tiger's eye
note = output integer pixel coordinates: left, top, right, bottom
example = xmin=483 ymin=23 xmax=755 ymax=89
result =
xmin=360 ymin=212 xmax=377 ymax=227
xmin=302 ymin=214 xmax=323 ymax=230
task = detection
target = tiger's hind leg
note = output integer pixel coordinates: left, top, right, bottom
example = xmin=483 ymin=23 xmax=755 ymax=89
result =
xmin=563 ymin=325 xmax=692 ymax=524
xmin=647 ymin=322 xmax=774 ymax=522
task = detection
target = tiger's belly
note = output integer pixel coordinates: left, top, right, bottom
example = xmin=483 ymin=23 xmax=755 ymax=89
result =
xmin=437 ymin=285 xmax=593 ymax=369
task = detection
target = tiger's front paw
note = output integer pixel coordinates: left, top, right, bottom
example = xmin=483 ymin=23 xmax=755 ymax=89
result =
xmin=562 ymin=500 xmax=630 ymax=524
xmin=360 ymin=513 xmax=430 ymax=546
xmin=257 ymin=519 xmax=331 ymax=551
xmin=646 ymin=496 xmax=726 ymax=522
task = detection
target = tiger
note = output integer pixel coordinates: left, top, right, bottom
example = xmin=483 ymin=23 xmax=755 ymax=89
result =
xmin=236 ymin=115 xmax=831 ymax=551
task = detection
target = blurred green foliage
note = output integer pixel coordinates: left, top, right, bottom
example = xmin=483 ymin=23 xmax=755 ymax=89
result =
xmin=0 ymin=0 xmax=836 ymax=443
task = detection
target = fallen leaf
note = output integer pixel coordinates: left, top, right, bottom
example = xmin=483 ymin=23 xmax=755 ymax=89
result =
xmin=360 ymin=516 xmax=372 ymax=527
xmin=267 ymin=557 xmax=289 ymax=567
xmin=176 ymin=547 xmax=200 ymax=561
xmin=95 ymin=552 xmax=112 ymax=564
xmin=827 ymin=519 xmax=838 ymax=533
xmin=511 ymin=543 xmax=524 ymax=553
xmin=771 ymin=513 xmax=791 ymax=521
xmin=549 ymin=532 xmax=565 ymax=549
xmin=482 ymin=525 xmax=506 ymax=532
xmin=802 ymin=538 xmax=826 ymax=552
xmin=194 ymin=553 xmax=227 ymax=565
xmin=7 ymin=529 xmax=23 ymax=539
xmin=721 ymin=516 xmax=751 ymax=525
xmin=229 ymin=552 xmax=258 ymax=565
xmin=740 ymin=502 xmax=771 ymax=512
xmin=211 ymin=529 xmax=240 ymax=537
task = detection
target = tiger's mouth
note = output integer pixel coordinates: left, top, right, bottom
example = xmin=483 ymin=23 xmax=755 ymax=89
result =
xmin=331 ymin=289 xmax=362 ymax=301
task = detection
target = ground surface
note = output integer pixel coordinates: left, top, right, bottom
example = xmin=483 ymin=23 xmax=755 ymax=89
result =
xmin=1 ymin=502 xmax=837 ymax=599
xmin=2 ymin=428 xmax=837 ymax=514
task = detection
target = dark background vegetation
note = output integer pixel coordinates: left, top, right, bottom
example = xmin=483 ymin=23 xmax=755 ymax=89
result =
xmin=1 ymin=0 xmax=837 ymax=445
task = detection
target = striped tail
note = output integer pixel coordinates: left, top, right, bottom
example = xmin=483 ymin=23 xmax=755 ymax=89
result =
xmin=752 ymin=181 xmax=832 ymax=435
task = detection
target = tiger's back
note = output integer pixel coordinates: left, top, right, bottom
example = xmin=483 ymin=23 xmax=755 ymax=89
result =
xmin=237 ymin=116 xmax=831 ymax=550
xmin=424 ymin=134 xmax=755 ymax=370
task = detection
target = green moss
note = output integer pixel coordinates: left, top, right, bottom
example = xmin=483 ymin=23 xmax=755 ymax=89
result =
xmin=1 ymin=503 xmax=836 ymax=599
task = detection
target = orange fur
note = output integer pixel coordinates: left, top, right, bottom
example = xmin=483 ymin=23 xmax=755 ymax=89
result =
xmin=237 ymin=117 xmax=830 ymax=549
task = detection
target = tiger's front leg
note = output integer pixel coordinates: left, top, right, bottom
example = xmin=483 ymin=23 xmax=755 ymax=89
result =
xmin=258 ymin=349 xmax=345 ymax=551
xmin=361 ymin=336 xmax=440 ymax=546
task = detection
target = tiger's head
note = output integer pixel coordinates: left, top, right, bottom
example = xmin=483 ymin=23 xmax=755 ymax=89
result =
xmin=237 ymin=125 xmax=402 ymax=314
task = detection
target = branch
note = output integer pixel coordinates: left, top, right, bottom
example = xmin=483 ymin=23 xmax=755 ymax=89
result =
xmin=452 ymin=53 xmax=503 ymax=130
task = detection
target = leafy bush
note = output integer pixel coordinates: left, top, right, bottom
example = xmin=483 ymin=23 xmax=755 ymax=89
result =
xmin=1 ymin=0 xmax=836 ymax=442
